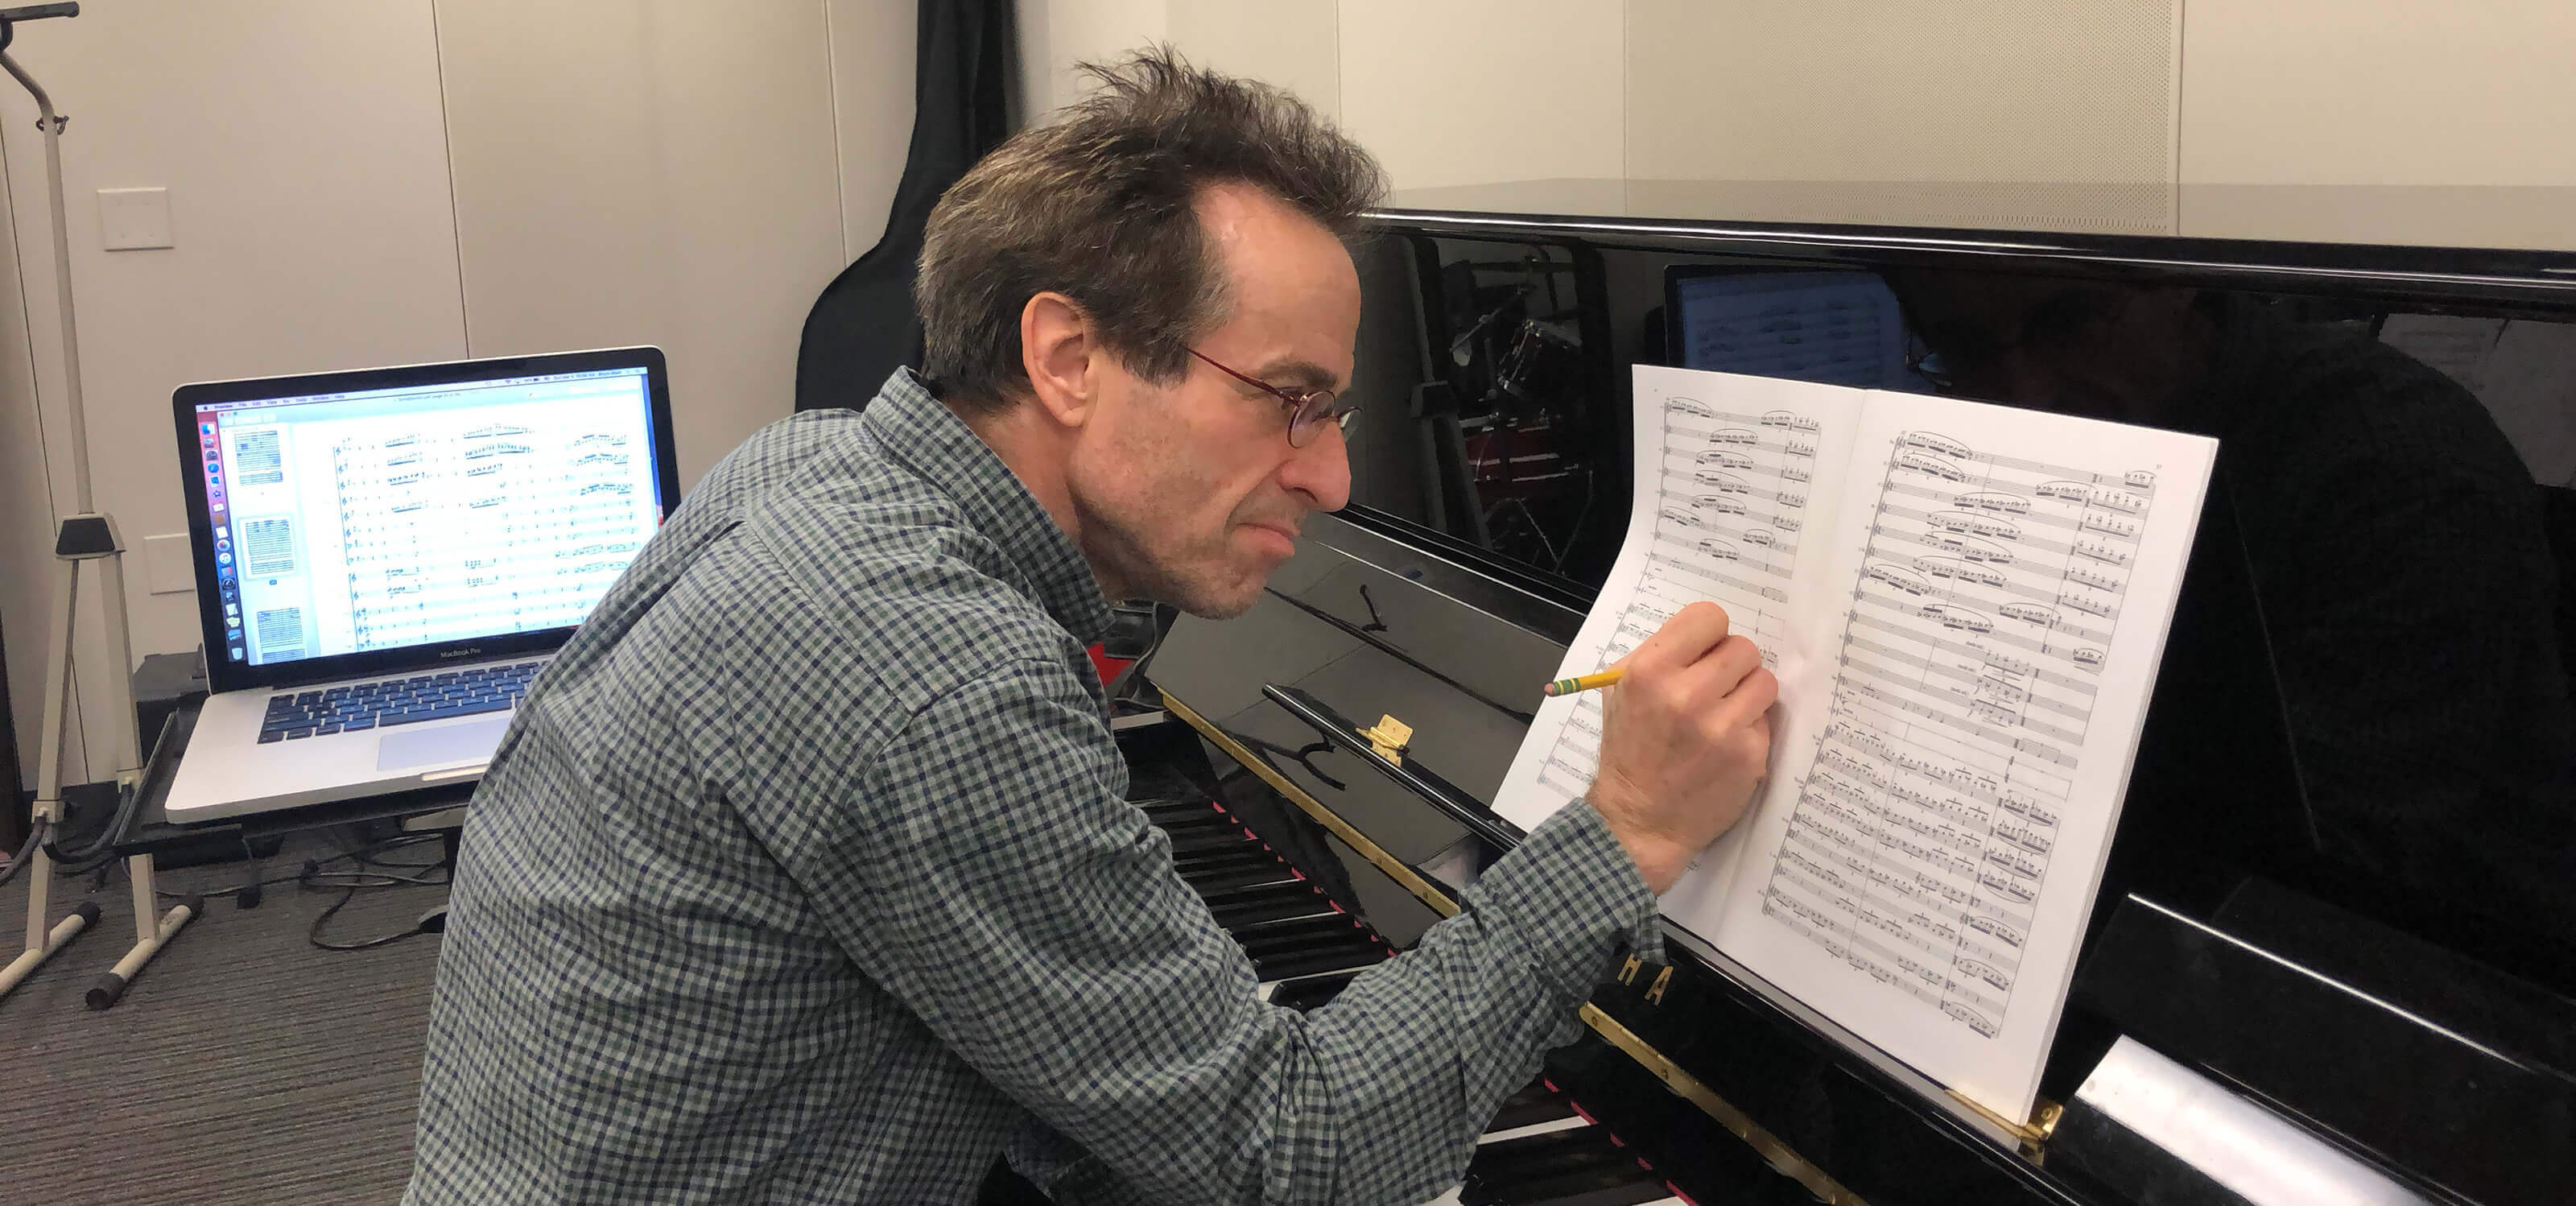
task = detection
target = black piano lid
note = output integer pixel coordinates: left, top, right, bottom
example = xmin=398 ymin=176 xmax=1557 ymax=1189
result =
xmin=1146 ymin=209 xmax=2576 ymax=1205
xmin=1368 ymin=200 xmax=2576 ymax=310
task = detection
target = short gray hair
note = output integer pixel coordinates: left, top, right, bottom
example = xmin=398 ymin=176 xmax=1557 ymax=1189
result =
xmin=915 ymin=47 xmax=1386 ymax=414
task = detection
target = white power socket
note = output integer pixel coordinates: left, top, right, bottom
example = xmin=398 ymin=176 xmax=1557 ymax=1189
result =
xmin=142 ymin=532 xmax=196 ymax=594
xmin=98 ymin=187 xmax=173 ymax=250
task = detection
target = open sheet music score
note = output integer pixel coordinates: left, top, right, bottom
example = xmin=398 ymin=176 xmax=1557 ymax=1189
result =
xmin=1494 ymin=366 xmax=2217 ymax=1122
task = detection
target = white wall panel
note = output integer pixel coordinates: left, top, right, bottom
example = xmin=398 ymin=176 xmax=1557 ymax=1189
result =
xmin=1017 ymin=0 xmax=1170 ymax=120
xmin=1623 ymin=0 xmax=2179 ymax=233
xmin=1170 ymin=1 xmax=1339 ymax=123
xmin=1339 ymin=0 xmax=1621 ymax=195
xmin=2179 ymin=1 xmax=2576 ymax=249
xmin=830 ymin=0 xmax=917 ymax=255
xmin=0 ymin=1 xmax=464 ymax=783
xmin=436 ymin=0 xmax=848 ymax=487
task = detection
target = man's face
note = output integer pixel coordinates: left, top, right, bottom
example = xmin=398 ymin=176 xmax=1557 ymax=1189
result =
xmin=1065 ymin=184 xmax=1360 ymax=619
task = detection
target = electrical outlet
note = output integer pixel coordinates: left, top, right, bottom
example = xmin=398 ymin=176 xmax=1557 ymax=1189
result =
xmin=98 ymin=187 xmax=173 ymax=250
xmin=143 ymin=532 xmax=196 ymax=594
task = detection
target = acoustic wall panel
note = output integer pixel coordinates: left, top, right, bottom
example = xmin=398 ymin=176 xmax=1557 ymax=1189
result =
xmin=1623 ymin=0 xmax=2182 ymax=234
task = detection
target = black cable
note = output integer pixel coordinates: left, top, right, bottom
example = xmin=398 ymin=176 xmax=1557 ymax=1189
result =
xmin=0 ymin=815 xmax=48 ymax=888
xmin=155 ymin=830 xmax=447 ymax=900
xmin=302 ymin=830 xmax=452 ymax=951
xmin=158 ymin=863 xmax=449 ymax=902
xmin=47 ymin=712 xmax=182 ymax=877
xmin=351 ymin=834 xmax=447 ymax=871
xmin=307 ymin=884 xmax=437 ymax=952
xmin=47 ymin=791 xmax=141 ymax=878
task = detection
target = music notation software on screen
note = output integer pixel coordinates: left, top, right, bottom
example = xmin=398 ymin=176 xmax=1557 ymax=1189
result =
xmin=194 ymin=369 xmax=663 ymax=667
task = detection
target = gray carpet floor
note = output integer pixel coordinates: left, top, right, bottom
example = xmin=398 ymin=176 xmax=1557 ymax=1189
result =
xmin=1 ymin=828 xmax=451 ymax=1204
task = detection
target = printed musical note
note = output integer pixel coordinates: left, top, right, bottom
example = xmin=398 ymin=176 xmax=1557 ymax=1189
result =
xmin=1753 ymin=422 xmax=2158 ymax=1050
xmin=327 ymin=420 xmax=657 ymax=650
xmin=1525 ymin=382 xmax=1840 ymax=801
xmin=1493 ymin=366 xmax=2216 ymax=1126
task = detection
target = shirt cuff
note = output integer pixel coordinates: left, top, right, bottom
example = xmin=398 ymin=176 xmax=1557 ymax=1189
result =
xmin=1459 ymin=799 xmax=1664 ymax=1002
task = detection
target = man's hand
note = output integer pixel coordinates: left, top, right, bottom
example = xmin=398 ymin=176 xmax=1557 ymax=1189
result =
xmin=1586 ymin=601 xmax=1777 ymax=894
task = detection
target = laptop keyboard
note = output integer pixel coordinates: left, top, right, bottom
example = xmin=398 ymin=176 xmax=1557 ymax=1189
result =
xmin=258 ymin=660 xmax=543 ymax=742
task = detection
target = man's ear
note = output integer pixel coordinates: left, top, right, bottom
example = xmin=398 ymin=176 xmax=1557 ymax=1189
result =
xmin=1021 ymin=291 xmax=1098 ymax=431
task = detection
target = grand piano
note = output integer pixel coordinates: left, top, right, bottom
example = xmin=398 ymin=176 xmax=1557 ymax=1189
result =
xmin=1100 ymin=200 xmax=2576 ymax=1206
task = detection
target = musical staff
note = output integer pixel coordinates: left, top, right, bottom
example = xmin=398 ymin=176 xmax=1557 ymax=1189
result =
xmin=1527 ymin=390 xmax=1836 ymax=807
xmin=328 ymin=419 xmax=655 ymax=650
xmin=1492 ymin=367 xmax=2217 ymax=1124
xmin=1755 ymin=426 xmax=2160 ymax=1043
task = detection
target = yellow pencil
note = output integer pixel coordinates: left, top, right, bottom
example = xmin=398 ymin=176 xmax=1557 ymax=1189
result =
xmin=1541 ymin=668 xmax=1624 ymax=698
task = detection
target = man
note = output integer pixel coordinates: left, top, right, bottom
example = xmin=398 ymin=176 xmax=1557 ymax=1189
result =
xmin=406 ymin=51 xmax=1775 ymax=1206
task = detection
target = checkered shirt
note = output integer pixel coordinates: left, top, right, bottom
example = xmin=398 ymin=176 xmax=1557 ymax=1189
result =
xmin=403 ymin=370 xmax=1661 ymax=1205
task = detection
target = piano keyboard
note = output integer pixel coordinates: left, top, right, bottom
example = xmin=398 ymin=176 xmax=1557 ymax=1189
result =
xmin=1138 ymin=789 xmax=1693 ymax=1206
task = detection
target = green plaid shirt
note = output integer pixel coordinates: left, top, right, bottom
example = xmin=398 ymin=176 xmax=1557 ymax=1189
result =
xmin=405 ymin=370 xmax=1659 ymax=1206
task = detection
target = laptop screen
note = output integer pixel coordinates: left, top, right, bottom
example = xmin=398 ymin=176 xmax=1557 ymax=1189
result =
xmin=1670 ymin=269 xmax=1918 ymax=389
xmin=188 ymin=364 xmax=667 ymax=669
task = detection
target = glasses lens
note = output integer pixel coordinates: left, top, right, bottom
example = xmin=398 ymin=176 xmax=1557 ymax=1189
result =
xmin=1287 ymin=391 xmax=1340 ymax=448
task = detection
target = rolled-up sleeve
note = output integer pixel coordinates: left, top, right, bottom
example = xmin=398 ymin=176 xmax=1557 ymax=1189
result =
xmin=780 ymin=655 xmax=1657 ymax=1206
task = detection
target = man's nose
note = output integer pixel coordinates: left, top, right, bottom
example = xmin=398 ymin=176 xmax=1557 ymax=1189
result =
xmin=1279 ymin=423 xmax=1353 ymax=513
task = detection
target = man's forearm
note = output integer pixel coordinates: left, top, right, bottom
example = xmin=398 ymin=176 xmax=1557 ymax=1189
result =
xmin=1233 ymin=799 xmax=1659 ymax=1205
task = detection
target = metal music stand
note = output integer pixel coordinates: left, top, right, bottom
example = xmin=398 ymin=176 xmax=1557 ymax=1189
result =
xmin=0 ymin=2 xmax=201 ymax=1009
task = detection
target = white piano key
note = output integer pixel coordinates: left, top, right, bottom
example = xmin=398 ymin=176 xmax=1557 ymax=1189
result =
xmin=1477 ymin=1113 xmax=1595 ymax=1146
xmin=1256 ymin=960 xmax=1381 ymax=1002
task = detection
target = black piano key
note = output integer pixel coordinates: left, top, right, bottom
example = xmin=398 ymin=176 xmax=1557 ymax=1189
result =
xmin=1177 ymin=857 xmax=1297 ymax=886
xmin=1232 ymin=912 xmax=1373 ymax=949
xmin=1186 ymin=863 xmax=1307 ymax=892
xmin=1171 ymin=842 xmax=1281 ymax=869
xmin=1172 ymin=847 xmax=1287 ymax=879
xmin=1207 ymin=886 xmax=1338 ymax=931
xmin=1243 ymin=927 xmax=1387 ymax=977
xmin=1494 ymin=1159 xmax=1669 ymax=1206
xmin=1266 ymin=970 xmax=1361 ymax=1011
xmin=1152 ymin=805 xmax=1236 ymax=826
xmin=1174 ymin=829 xmax=1252 ymax=855
xmin=1139 ymin=799 xmax=1218 ymax=823
xmin=1168 ymin=832 xmax=1253 ymax=858
xmin=1124 ymin=764 xmax=1201 ymax=803
xmin=1246 ymin=940 xmax=1376 ymax=975
xmin=1166 ymin=827 xmax=1258 ymax=857
xmin=1502 ymin=1177 xmax=1674 ymax=1206
xmin=1195 ymin=877 xmax=1311 ymax=907
xmin=1252 ymin=946 xmax=1389 ymax=982
xmin=1169 ymin=836 xmax=1271 ymax=862
xmin=1164 ymin=809 xmax=1252 ymax=840
xmin=1236 ymin=916 xmax=1379 ymax=953
xmin=1243 ymin=940 xmax=1378 ymax=975
xmin=1143 ymin=801 xmax=1220 ymax=821
xmin=1464 ymin=1127 xmax=1633 ymax=1192
xmin=1486 ymin=1079 xmax=1581 ymax=1134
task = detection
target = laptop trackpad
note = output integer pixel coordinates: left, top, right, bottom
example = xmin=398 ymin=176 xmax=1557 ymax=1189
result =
xmin=377 ymin=717 xmax=510 ymax=771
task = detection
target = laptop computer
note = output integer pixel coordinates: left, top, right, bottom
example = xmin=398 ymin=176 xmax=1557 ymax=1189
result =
xmin=161 ymin=347 xmax=679 ymax=824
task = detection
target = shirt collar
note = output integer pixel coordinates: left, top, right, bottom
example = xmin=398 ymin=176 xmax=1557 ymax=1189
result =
xmin=860 ymin=369 xmax=1115 ymax=646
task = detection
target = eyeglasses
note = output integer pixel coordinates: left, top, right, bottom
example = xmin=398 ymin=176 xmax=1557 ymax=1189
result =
xmin=1187 ymin=348 xmax=1358 ymax=448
